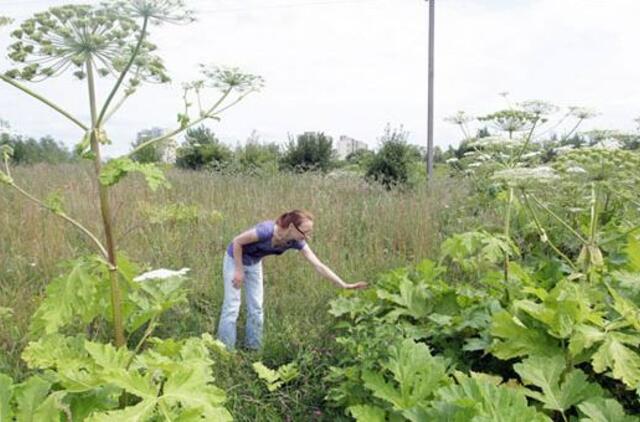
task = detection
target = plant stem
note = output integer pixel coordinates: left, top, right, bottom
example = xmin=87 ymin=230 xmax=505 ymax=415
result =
xmin=125 ymin=317 xmax=157 ymax=370
xmin=529 ymin=193 xmax=588 ymax=244
xmin=0 ymin=74 xmax=88 ymax=131
xmin=9 ymin=182 xmax=109 ymax=260
xmin=504 ymin=187 xmax=514 ymax=282
xmin=96 ymin=16 xmax=149 ymax=128
xmin=86 ymin=59 xmax=125 ymax=348
xmin=521 ymin=191 xmax=578 ymax=272
xmin=126 ymin=88 xmax=233 ymax=158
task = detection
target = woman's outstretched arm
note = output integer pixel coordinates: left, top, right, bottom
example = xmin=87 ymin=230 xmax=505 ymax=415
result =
xmin=300 ymin=245 xmax=367 ymax=289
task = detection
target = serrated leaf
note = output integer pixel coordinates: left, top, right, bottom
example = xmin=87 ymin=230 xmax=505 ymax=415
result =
xmin=0 ymin=373 xmax=13 ymax=421
xmin=577 ymin=397 xmax=639 ymax=422
xmin=84 ymin=341 xmax=132 ymax=371
xmin=86 ymin=398 xmax=156 ymax=422
xmin=591 ymin=332 xmax=640 ymax=389
xmin=252 ymin=362 xmax=283 ymax=392
xmin=29 ymin=258 xmax=106 ymax=337
xmin=99 ymin=158 xmax=169 ymax=191
xmin=514 ymin=355 xmax=602 ymax=412
xmin=569 ymin=324 xmax=606 ymax=357
xmin=348 ymin=404 xmax=386 ymax=422
xmin=362 ymin=339 xmax=450 ymax=412
xmin=429 ymin=372 xmax=551 ymax=422
xmin=33 ymin=391 xmax=68 ymax=421
xmin=490 ymin=311 xmax=561 ymax=359
xmin=160 ymin=367 xmax=230 ymax=420
xmin=625 ymin=235 xmax=640 ymax=272
xmin=13 ymin=375 xmax=51 ymax=422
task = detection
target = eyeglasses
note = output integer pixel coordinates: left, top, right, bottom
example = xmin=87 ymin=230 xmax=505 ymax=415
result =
xmin=293 ymin=224 xmax=312 ymax=240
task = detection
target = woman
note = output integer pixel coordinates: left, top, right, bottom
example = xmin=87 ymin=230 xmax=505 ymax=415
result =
xmin=217 ymin=209 xmax=367 ymax=350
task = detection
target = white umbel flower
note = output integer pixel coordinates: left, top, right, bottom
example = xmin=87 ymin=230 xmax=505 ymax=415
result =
xmin=134 ymin=268 xmax=190 ymax=282
xmin=592 ymin=138 xmax=622 ymax=151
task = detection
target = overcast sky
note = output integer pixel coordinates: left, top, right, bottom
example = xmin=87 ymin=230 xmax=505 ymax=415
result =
xmin=1 ymin=0 xmax=639 ymax=157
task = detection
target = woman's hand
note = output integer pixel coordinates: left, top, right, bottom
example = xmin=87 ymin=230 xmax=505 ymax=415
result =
xmin=232 ymin=270 xmax=244 ymax=289
xmin=344 ymin=281 xmax=368 ymax=290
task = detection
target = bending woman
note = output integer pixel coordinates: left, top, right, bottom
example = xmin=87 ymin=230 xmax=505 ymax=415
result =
xmin=217 ymin=209 xmax=367 ymax=350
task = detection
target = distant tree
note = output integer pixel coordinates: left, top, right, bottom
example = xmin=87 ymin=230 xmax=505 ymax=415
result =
xmin=175 ymin=125 xmax=232 ymax=170
xmin=366 ymin=124 xmax=419 ymax=188
xmin=345 ymin=149 xmax=375 ymax=168
xmin=1 ymin=133 xmax=74 ymax=164
xmin=130 ymin=127 xmax=173 ymax=163
xmin=280 ymin=131 xmax=334 ymax=172
xmin=235 ymin=131 xmax=280 ymax=174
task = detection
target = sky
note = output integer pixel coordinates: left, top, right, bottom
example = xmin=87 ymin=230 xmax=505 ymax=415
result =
xmin=0 ymin=0 xmax=639 ymax=157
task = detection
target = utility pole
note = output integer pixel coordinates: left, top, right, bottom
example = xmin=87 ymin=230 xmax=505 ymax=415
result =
xmin=426 ymin=0 xmax=435 ymax=181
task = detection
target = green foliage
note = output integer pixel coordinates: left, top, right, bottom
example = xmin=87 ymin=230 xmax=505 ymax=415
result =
xmin=234 ymin=138 xmax=280 ymax=174
xmin=280 ymin=131 xmax=335 ymax=172
xmin=427 ymin=372 xmax=551 ymax=421
xmin=578 ymin=397 xmax=640 ymax=422
xmin=130 ymin=127 xmax=172 ymax=164
xmin=365 ymin=124 xmax=421 ymax=188
xmin=175 ymin=125 xmax=232 ymax=170
xmin=514 ymin=355 xmax=602 ymax=412
xmin=0 ymin=133 xmax=75 ymax=165
xmin=252 ymin=361 xmax=300 ymax=392
xmin=99 ymin=157 xmax=169 ymax=191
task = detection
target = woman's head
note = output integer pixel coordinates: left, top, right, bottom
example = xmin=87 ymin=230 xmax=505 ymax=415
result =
xmin=276 ymin=209 xmax=314 ymax=241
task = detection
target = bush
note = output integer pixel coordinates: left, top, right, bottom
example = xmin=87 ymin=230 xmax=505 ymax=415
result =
xmin=130 ymin=127 xmax=174 ymax=164
xmin=175 ymin=125 xmax=232 ymax=170
xmin=365 ymin=125 xmax=421 ymax=188
xmin=235 ymin=140 xmax=281 ymax=174
xmin=280 ymin=132 xmax=335 ymax=172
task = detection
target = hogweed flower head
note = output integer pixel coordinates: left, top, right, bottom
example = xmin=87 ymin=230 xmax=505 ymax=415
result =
xmin=134 ymin=267 xmax=190 ymax=282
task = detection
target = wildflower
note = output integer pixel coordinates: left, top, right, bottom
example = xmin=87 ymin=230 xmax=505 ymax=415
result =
xmin=134 ymin=267 xmax=190 ymax=282
xmin=553 ymin=145 xmax=575 ymax=155
xmin=492 ymin=166 xmax=559 ymax=186
xmin=592 ymin=138 xmax=622 ymax=151
xmin=445 ymin=157 xmax=459 ymax=164
xmin=521 ymin=151 xmax=540 ymax=159
xmin=566 ymin=166 xmax=587 ymax=174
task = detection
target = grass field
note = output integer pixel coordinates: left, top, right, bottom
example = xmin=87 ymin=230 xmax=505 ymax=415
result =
xmin=0 ymin=163 xmax=475 ymax=420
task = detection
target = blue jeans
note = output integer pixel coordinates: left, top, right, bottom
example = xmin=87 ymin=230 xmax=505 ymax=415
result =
xmin=217 ymin=254 xmax=264 ymax=350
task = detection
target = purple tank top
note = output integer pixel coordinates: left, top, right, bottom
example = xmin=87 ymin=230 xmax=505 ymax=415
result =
xmin=226 ymin=220 xmax=306 ymax=265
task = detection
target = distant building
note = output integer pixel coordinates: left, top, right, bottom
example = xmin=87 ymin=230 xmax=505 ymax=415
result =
xmin=135 ymin=127 xmax=176 ymax=163
xmin=336 ymin=135 xmax=368 ymax=160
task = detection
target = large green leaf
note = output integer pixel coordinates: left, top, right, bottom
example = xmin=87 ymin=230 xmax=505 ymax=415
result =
xmin=625 ymin=235 xmax=640 ymax=272
xmin=591 ymin=332 xmax=640 ymax=389
xmin=577 ymin=397 xmax=639 ymax=422
xmin=29 ymin=258 xmax=105 ymax=336
xmin=361 ymin=339 xmax=450 ymax=414
xmin=99 ymin=158 xmax=169 ymax=191
xmin=86 ymin=399 xmax=157 ymax=422
xmin=13 ymin=375 xmax=52 ymax=422
xmin=348 ymin=404 xmax=386 ymax=422
xmin=428 ymin=372 xmax=551 ymax=422
xmin=0 ymin=373 xmax=13 ymax=421
xmin=490 ymin=311 xmax=561 ymax=359
xmin=514 ymin=355 xmax=602 ymax=412
xmin=160 ymin=367 xmax=231 ymax=420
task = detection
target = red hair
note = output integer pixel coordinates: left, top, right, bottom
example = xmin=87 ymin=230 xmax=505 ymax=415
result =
xmin=276 ymin=209 xmax=314 ymax=228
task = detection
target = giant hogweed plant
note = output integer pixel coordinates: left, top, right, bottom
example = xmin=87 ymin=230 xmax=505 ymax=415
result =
xmin=326 ymin=137 xmax=640 ymax=420
xmin=327 ymin=231 xmax=640 ymax=420
xmin=0 ymin=1 xmax=262 ymax=419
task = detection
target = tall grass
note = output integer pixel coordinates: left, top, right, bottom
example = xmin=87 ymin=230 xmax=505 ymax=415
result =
xmin=0 ymin=163 xmax=467 ymax=419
